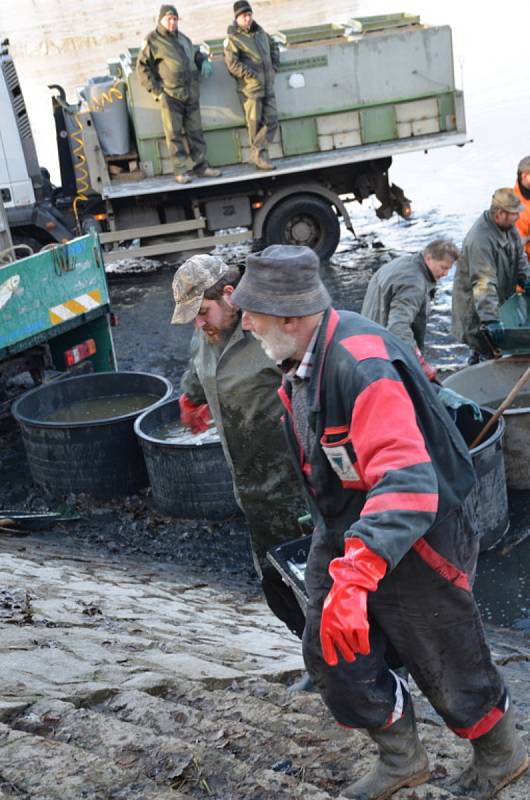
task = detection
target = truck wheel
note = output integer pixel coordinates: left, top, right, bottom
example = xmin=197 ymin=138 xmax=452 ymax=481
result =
xmin=263 ymin=194 xmax=341 ymax=261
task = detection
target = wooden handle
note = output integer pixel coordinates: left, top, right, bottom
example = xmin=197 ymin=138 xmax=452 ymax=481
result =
xmin=469 ymin=364 xmax=530 ymax=450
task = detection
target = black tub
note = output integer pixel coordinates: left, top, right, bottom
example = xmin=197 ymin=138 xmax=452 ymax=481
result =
xmin=455 ymin=405 xmax=509 ymax=551
xmin=12 ymin=372 xmax=172 ymax=500
xmin=135 ymin=398 xmax=239 ymax=520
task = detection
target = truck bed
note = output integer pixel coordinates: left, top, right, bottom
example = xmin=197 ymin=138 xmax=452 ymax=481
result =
xmin=103 ymin=129 xmax=467 ymax=200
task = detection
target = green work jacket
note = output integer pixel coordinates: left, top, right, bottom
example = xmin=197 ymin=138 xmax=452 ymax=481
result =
xmin=361 ymin=252 xmax=436 ymax=351
xmin=223 ymin=21 xmax=279 ymax=98
xmin=180 ymin=320 xmax=305 ymax=567
xmin=452 ymin=211 xmax=529 ymax=352
xmin=137 ymin=25 xmax=203 ymax=104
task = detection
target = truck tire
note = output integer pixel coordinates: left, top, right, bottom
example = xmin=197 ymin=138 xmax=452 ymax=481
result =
xmin=263 ymin=193 xmax=340 ymax=261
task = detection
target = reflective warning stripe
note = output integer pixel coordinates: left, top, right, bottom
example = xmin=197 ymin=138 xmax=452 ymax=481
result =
xmin=49 ymin=290 xmax=102 ymax=325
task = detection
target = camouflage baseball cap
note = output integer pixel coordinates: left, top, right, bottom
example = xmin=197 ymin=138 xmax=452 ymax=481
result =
xmin=491 ymin=188 xmax=523 ymax=214
xmin=517 ymin=156 xmax=530 ymax=175
xmin=171 ymin=254 xmax=230 ymax=324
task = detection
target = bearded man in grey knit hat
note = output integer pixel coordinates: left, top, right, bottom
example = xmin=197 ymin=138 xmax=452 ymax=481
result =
xmin=232 ymin=243 xmax=527 ymax=800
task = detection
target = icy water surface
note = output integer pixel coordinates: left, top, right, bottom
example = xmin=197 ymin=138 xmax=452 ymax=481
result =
xmin=150 ymin=420 xmax=221 ymax=445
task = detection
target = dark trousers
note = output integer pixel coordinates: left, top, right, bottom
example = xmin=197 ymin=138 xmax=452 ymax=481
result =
xmin=302 ymin=508 xmax=506 ymax=735
xmin=159 ymin=94 xmax=207 ymax=174
xmin=241 ymin=91 xmax=278 ymax=161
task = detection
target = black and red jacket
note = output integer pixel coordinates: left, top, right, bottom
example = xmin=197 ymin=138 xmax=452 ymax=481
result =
xmin=279 ymin=308 xmax=476 ymax=571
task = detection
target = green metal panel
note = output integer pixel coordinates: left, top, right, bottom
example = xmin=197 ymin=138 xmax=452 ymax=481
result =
xmin=202 ymin=38 xmax=225 ymax=58
xmin=350 ymin=13 xmax=420 ymax=32
xmin=437 ymin=92 xmax=456 ymax=131
xmin=48 ymin=314 xmax=116 ymax=372
xmin=138 ymin=139 xmax=162 ymax=173
xmin=204 ymin=129 xmax=241 ymax=166
xmin=0 ymin=234 xmax=114 ymax=369
xmin=277 ymin=24 xmax=346 ymax=46
xmin=280 ymin=119 xmax=318 ymax=156
xmin=360 ymin=106 xmax=397 ymax=144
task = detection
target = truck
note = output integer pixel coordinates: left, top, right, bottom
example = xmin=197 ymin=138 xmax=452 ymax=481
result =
xmin=0 ymin=232 xmax=116 ymax=409
xmin=0 ymin=13 xmax=467 ymax=264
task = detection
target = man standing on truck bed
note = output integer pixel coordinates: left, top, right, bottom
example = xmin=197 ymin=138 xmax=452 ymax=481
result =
xmin=224 ymin=1 xmax=279 ymax=171
xmin=171 ymin=254 xmax=307 ymax=643
xmin=137 ymin=4 xmax=221 ymax=184
xmin=452 ymin=188 xmax=529 ymax=364
xmin=361 ymin=239 xmax=459 ymax=381
xmin=232 ymin=244 xmax=528 ymax=800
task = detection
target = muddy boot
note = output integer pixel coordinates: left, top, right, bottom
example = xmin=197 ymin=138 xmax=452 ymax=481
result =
xmin=342 ymin=703 xmax=430 ymax=800
xmin=193 ymin=165 xmax=222 ymax=178
xmin=287 ymin=672 xmax=317 ymax=694
xmin=251 ymin=154 xmax=275 ymax=171
xmin=450 ymin=705 xmax=529 ymax=799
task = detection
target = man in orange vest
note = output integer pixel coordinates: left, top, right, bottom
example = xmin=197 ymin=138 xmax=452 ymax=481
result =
xmin=514 ymin=155 xmax=530 ymax=261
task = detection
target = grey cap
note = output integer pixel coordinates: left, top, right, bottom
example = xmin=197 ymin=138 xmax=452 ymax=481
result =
xmin=231 ymin=245 xmax=331 ymax=317
xmin=517 ymin=156 xmax=530 ymax=175
xmin=491 ymin=187 xmax=523 ymax=214
xmin=171 ymin=254 xmax=230 ymax=324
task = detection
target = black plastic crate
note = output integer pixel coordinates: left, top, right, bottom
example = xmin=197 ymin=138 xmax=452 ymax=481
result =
xmin=267 ymin=534 xmax=312 ymax=613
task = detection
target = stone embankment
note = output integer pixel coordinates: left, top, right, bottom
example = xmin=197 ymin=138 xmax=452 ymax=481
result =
xmin=0 ymin=534 xmax=529 ymax=799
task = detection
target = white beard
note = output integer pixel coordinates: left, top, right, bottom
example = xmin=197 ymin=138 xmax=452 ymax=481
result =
xmin=251 ymin=328 xmax=297 ymax=363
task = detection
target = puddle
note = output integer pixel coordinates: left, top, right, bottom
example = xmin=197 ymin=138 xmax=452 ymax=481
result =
xmin=43 ymin=394 xmax=160 ymax=422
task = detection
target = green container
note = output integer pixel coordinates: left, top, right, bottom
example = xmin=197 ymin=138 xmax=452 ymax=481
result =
xmin=497 ymin=293 xmax=530 ymax=355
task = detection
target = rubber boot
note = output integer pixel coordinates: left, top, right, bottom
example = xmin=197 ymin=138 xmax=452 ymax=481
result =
xmin=450 ymin=705 xmax=529 ymax=799
xmin=287 ymin=672 xmax=317 ymax=694
xmin=342 ymin=703 xmax=430 ymax=800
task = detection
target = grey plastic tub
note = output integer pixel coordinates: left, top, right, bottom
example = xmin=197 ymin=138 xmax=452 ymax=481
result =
xmin=453 ymin=405 xmax=509 ymax=551
xmin=444 ymin=358 xmax=530 ymax=490
xmin=12 ymin=371 xmax=172 ymax=500
xmin=135 ymin=398 xmax=239 ymax=521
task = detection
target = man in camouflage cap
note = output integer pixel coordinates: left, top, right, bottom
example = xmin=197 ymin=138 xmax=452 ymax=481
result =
xmin=137 ymin=5 xmax=221 ymax=183
xmin=171 ymin=254 xmax=307 ymax=644
xmin=452 ymin=187 xmax=529 ymax=364
xmin=514 ymin=155 xmax=530 ymax=260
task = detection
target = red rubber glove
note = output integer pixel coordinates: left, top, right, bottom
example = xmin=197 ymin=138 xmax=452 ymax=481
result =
xmin=320 ymin=538 xmax=387 ymax=667
xmin=415 ymin=347 xmax=438 ymax=382
xmin=178 ymin=394 xmax=211 ymax=434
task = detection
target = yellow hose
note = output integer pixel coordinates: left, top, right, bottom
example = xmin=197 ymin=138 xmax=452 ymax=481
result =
xmin=70 ymin=83 xmax=124 ymax=231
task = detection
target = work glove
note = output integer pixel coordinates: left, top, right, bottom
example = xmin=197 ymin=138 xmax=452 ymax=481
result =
xmin=178 ymin=393 xmax=211 ymax=434
xmin=436 ymin=386 xmax=483 ymax=422
xmin=200 ymin=60 xmax=213 ymax=79
xmin=320 ymin=537 xmax=387 ymax=667
xmin=415 ymin=347 xmax=438 ymax=382
xmin=515 ymin=279 xmax=530 ymax=297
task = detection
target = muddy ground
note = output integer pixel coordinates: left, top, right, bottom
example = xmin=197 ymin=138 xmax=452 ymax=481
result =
xmin=1 ymin=240 xmax=529 ymax=799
